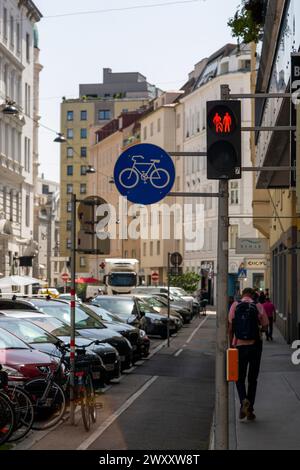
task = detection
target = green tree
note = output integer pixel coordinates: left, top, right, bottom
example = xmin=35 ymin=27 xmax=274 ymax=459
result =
xmin=168 ymin=272 xmax=200 ymax=294
xmin=228 ymin=0 xmax=265 ymax=44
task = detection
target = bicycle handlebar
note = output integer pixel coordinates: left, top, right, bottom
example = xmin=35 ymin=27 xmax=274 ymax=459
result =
xmin=56 ymin=339 xmax=102 ymax=352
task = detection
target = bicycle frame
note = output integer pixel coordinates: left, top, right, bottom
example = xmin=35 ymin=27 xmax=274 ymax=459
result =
xmin=131 ymin=160 xmax=160 ymax=180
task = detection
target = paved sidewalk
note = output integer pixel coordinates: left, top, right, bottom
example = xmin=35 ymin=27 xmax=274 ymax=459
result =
xmin=230 ymin=326 xmax=300 ymax=450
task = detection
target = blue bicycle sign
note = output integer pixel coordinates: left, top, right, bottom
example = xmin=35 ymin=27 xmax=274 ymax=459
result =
xmin=114 ymin=144 xmax=175 ymax=205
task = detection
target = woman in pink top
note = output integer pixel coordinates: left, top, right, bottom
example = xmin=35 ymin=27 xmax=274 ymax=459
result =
xmin=263 ymin=297 xmax=276 ymax=341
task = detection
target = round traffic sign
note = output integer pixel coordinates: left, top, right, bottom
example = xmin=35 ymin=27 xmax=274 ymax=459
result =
xmin=151 ymin=272 xmax=159 ymax=282
xmin=114 ymin=144 xmax=175 ymax=205
xmin=61 ymin=273 xmax=69 ymax=282
xmin=170 ymin=252 xmax=183 ymax=267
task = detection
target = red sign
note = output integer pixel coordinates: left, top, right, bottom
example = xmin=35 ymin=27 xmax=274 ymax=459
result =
xmin=99 ymin=262 xmax=106 ymax=270
xmin=151 ymin=272 xmax=159 ymax=282
xmin=61 ymin=273 xmax=70 ymax=282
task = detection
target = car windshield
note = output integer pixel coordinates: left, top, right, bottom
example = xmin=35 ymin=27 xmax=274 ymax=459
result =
xmin=89 ymin=307 xmax=120 ymax=323
xmin=0 ymin=327 xmax=29 ymax=350
xmin=35 ymin=303 xmax=105 ymax=330
xmin=136 ymin=299 xmax=157 ymax=314
xmin=142 ymin=297 xmax=164 ymax=308
xmin=93 ymin=298 xmax=136 ymax=318
xmin=29 ymin=317 xmax=72 ymax=337
xmin=108 ymin=273 xmax=137 ymax=287
xmin=0 ymin=319 xmax=56 ymax=345
xmin=172 ymin=288 xmax=188 ymax=296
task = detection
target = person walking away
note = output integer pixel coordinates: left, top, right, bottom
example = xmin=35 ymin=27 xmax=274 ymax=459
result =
xmin=228 ymin=296 xmax=235 ymax=312
xmin=263 ymin=297 xmax=276 ymax=341
xmin=229 ymin=288 xmax=268 ymax=421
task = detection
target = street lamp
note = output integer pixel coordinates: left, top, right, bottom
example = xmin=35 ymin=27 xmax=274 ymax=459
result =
xmin=53 ymin=133 xmax=67 ymax=143
xmin=2 ymin=100 xmax=19 ymax=116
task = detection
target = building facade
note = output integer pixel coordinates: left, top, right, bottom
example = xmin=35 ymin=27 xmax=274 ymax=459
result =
xmin=253 ymin=0 xmax=300 ymax=343
xmin=0 ymin=0 xmax=42 ymax=280
xmin=33 ymin=175 xmax=60 ymax=286
xmin=60 ymin=68 xmax=159 ymax=275
xmin=182 ymin=44 xmax=268 ymax=304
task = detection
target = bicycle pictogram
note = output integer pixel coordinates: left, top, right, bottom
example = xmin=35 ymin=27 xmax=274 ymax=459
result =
xmin=119 ymin=155 xmax=171 ymax=190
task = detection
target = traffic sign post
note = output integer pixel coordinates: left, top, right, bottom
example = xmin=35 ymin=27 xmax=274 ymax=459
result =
xmin=61 ymin=272 xmax=70 ymax=294
xmin=151 ymin=272 xmax=159 ymax=284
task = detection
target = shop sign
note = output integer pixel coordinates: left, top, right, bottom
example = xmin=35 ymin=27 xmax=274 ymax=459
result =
xmin=236 ymin=238 xmax=269 ymax=255
xmin=245 ymin=259 xmax=267 ymax=270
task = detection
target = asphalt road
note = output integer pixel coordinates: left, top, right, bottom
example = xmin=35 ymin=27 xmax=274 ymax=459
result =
xmin=22 ymin=314 xmax=216 ymax=451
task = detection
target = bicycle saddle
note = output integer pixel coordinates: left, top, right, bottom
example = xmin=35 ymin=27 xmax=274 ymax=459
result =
xmin=150 ymin=159 xmax=160 ymax=163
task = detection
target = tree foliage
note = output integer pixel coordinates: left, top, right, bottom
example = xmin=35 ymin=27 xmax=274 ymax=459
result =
xmin=169 ymin=272 xmax=200 ymax=294
xmin=228 ymin=0 xmax=265 ymax=44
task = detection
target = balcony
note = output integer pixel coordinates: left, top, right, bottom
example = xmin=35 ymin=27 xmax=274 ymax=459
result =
xmin=0 ymin=153 xmax=24 ymax=184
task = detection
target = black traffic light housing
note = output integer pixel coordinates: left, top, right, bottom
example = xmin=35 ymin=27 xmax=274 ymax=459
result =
xmin=206 ymin=100 xmax=242 ymax=180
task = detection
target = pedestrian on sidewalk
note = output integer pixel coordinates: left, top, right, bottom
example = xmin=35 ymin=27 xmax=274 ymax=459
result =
xmin=228 ymin=288 xmax=269 ymax=421
xmin=262 ymin=297 xmax=276 ymax=341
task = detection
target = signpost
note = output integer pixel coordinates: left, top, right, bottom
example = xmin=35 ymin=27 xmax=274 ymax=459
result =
xmin=61 ymin=272 xmax=70 ymax=294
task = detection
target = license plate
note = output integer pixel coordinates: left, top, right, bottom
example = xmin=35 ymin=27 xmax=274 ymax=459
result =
xmin=105 ymin=364 xmax=115 ymax=372
xmin=120 ymin=356 xmax=125 ymax=362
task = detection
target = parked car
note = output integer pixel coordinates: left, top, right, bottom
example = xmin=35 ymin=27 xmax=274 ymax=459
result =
xmin=5 ymin=298 xmax=133 ymax=371
xmin=133 ymin=294 xmax=183 ymax=329
xmin=0 ymin=315 xmax=108 ymax=385
xmin=0 ymin=326 xmax=58 ymax=383
xmin=58 ymin=294 xmax=81 ymax=303
xmin=92 ymin=296 xmax=177 ymax=339
xmin=86 ymin=304 xmax=150 ymax=359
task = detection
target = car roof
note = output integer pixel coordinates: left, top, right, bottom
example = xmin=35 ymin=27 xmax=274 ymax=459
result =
xmin=0 ymin=310 xmax=52 ymax=319
xmin=95 ymin=296 xmax=135 ymax=300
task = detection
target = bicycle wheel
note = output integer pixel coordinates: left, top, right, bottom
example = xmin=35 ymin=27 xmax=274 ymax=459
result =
xmin=0 ymin=393 xmax=15 ymax=445
xmin=86 ymin=374 xmax=97 ymax=424
xmin=150 ymin=168 xmax=170 ymax=189
xmin=119 ymin=168 xmax=139 ymax=189
xmin=25 ymin=378 xmax=66 ymax=431
xmin=7 ymin=387 xmax=34 ymax=442
xmin=80 ymin=387 xmax=91 ymax=432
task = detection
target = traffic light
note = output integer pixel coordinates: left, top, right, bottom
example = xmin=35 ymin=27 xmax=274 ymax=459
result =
xmin=206 ymin=100 xmax=242 ymax=180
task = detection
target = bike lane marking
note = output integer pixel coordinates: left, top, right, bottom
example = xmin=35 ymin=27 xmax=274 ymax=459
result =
xmin=77 ymin=376 xmax=159 ymax=450
xmin=186 ymin=317 xmax=209 ymax=344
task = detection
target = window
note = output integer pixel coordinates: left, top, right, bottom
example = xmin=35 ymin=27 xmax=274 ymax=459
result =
xmin=66 ymin=220 xmax=72 ymax=231
xmin=81 ymin=166 xmax=87 ymax=176
xmin=26 ymin=33 xmax=30 ymax=62
xmin=10 ymin=190 xmax=13 ymax=221
xmin=67 ymin=202 xmax=72 ymax=212
xmin=67 ymin=111 xmax=74 ymax=121
xmin=98 ymin=110 xmax=111 ymax=121
xmin=67 ymin=165 xmax=73 ymax=176
xmin=143 ymin=126 xmax=147 ymax=141
xmin=67 ymin=184 xmax=73 ymax=194
xmin=67 ymin=129 xmax=73 ymax=139
xmin=229 ymin=225 xmax=239 ymax=250
xmin=150 ymin=241 xmax=153 ymax=256
xmin=80 ymin=184 xmax=87 ymax=194
xmin=80 ymin=128 xmax=87 ymax=139
xmin=16 ymin=193 xmax=20 ymax=223
xmin=143 ymin=243 xmax=147 ymax=257
xmin=67 ymin=147 xmax=73 ymax=158
xmin=132 ymin=249 xmax=136 ymax=259
xmin=81 ymin=110 xmax=87 ymax=121
xmin=42 ymin=185 xmax=49 ymax=194
xmin=176 ymin=114 xmax=181 ymax=129
xmin=80 ymin=147 xmax=87 ymax=158
xmin=25 ymin=195 xmax=30 ymax=227
xmin=80 ymin=257 xmax=86 ymax=268
xmin=10 ymin=16 xmax=14 ymax=47
xmin=157 ymin=241 xmax=160 ymax=256
xmin=150 ymin=123 xmax=154 ymax=137
xmin=230 ymin=182 xmax=240 ymax=205
xmin=3 ymin=8 xmax=7 ymax=39
xmin=157 ymin=118 xmax=161 ymax=133
xmin=3 ymin=187 xmax=7 ymax=216
xmin=66 ymin=239 xmax=71 ymax=249
xmin=16 ymin=24 xmax=21 ymax=53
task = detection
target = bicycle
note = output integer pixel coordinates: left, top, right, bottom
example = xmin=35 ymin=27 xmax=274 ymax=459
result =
xmin=0 ymin=367 xmax=15 ymax=445
xmin=24 ymin=340 xmax=101 ymax=432
xmin=119 ymin=155 xmax=170 ymax=189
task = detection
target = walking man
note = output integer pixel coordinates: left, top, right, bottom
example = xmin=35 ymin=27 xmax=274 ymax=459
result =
xmin=229 ymin=288 xmax=268 ymax=421
xmin=262 ymin=297 xmax=276 ymax=341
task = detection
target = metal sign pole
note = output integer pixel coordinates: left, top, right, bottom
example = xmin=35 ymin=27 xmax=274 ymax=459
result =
xmin=167 ymin=253 xmax=171 ymax=348
xmin=215 ymin=179 xmax=229 ymax=450
xmin=70 ymin=193 xmax=77 ymax=425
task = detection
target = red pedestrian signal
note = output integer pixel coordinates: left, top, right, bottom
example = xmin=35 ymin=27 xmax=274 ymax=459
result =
xmin=206 ymin=101 xmax=241 ymax=180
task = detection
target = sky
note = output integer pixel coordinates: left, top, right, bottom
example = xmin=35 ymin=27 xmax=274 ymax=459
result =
xmin=34 ymin=0 xmax=240 ymax=182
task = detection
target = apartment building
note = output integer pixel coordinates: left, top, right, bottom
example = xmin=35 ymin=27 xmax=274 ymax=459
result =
xmin=0 ymin=0 xmax=42 ymax=278
xmin=181 ymin=44 xmax=267 ymax=304
xmin=60 ymin=68 xmax=159 ymax=275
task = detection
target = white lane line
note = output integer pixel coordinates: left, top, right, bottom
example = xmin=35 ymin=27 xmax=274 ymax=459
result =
xmin=174 ymin=348 xmax=183 ymax=357
xmin=77 ymin=376 xmax=159 ymax=451
xmin=186 ymin=317 xmax=208 ymax=344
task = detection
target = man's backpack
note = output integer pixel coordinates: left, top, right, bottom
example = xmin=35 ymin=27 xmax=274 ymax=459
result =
xmin=233 ymin=302 xmax=260 ymax=341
